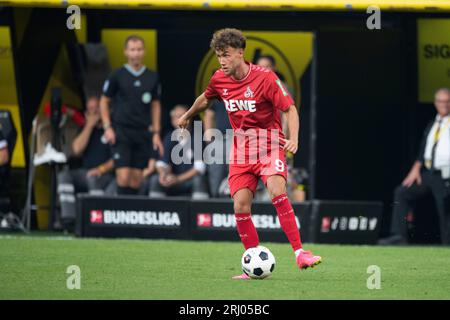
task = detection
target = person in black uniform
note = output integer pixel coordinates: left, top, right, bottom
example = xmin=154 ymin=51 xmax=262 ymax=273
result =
xmin=379 ymin=88 xmax=450 ymax=245
xmin=100 ymin=35 xmax=163 ymax=195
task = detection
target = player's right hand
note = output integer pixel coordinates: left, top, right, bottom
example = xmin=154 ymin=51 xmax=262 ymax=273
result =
xmin=177 ymin=114 xmax=191 ymax=131
xmin=104 ymin=127 xmax=116 ymax=145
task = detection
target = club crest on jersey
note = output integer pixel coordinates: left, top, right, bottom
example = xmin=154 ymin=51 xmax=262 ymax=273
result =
xmin=223 ymin=88 xmax=228 ymax=96
xmin=142 ymin=92 xmax=152 ymax=104
xmin=244 ymin=86 xmax=254 ymax=98
xmin=224 ymin=99 xmax=257 ymax=113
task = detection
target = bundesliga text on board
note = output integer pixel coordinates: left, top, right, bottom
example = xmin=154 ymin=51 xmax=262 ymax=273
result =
xmin=89 ymin=209 xmax=181 ymax=227
xmin=197 ymin=213 xmax=300 ymax=230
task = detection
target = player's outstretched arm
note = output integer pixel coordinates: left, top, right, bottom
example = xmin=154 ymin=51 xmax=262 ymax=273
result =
xmin=177 ymin=93 xmax=212 ymax=130
xmin=281 ymin=105 xmax=299 ymax=154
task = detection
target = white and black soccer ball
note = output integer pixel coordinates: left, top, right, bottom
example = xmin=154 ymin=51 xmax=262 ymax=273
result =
xmin=241 ymin=246 xmax=276 ymax=279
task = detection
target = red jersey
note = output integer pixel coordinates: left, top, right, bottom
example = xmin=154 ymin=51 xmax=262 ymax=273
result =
xmin=204 ymin=62 xmax=294 ymax=163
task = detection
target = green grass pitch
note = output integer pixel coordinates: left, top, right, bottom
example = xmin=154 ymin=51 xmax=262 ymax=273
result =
xmin=1 ymin=232 xmax=450 ymax=300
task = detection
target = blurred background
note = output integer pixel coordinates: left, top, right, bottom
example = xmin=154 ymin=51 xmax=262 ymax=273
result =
xmin=0 ymin=0 xmax=449 ymax=245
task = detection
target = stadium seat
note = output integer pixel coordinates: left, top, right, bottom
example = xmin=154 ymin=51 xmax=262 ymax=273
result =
xmin=33 ymin=114 xmax=79 ymax=162
xmin=22 ymin=112 xmax=81 ymax=230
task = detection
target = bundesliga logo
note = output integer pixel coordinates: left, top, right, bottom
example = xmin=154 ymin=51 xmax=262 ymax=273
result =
xmin=90 ymin=210 xmax=103 ymax=224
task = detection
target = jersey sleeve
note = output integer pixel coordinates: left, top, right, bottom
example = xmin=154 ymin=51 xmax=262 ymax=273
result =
xmin=264 ymin=71 xmax=294 ymax=111
xmin=102 ymin=71 xmax=119 ymax=98
xmin=204 ymin=72 xmax=219 ymax=99
xmin=151 ymin=73 xmax=162 ymax=101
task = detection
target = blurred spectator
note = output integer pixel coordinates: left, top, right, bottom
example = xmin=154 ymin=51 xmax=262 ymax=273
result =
xmin=139 ymin=158 xmax=157 ymax=195
xmin=256 ymin=55 xmax=293 ymax=97
xmin=57 ymin=95 xmax=115 ymax=228
xmin=204 ymin=99 xmax=232 ymax=197
xmin=256 ymin=55 xmax=292 ymax=138
xmin=0 ymin=129 xmax=10 ymax=211
xmin=379 ymin=88 xmax=450 ymax=245
xmin=0 ymin=129 xmax=9 ymax=166
xmin=257 ymin=56 xmax=283 ymax=78
xmin=288 ymin=167 xmax=309 ymax=202
xmin=142 ymin=158 xmax=156 ymax=181
xmin=100 ymin=35 xmax=163 ymax=195
xmin=149 ymin=105 xmax=209 ymax=199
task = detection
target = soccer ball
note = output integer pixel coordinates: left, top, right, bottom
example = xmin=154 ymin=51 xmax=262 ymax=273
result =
xmin=241 ymin=246 xmax=276 ymax=279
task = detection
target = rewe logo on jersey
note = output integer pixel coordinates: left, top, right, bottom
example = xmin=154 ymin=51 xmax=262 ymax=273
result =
xmin=224 ymin=99 xmax=257 ymax=113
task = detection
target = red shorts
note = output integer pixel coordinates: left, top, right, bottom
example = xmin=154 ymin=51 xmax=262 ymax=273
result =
xmin=228 ymin=148 xmax=288 ymax=197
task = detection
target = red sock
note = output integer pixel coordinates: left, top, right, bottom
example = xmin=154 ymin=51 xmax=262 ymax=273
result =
xmin=235 ymin=213 xmax=259 ymax=249
xmin=272 ymin=194 xmax=302 ymax=251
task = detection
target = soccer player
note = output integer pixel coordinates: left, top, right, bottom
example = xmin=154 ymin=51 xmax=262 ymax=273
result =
xmin=100 ymin=35 xmax=163 ymax=195
xmin=178 ymin=28 xmax=322 ymax=279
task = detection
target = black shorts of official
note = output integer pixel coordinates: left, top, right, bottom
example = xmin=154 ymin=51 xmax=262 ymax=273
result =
xmin=111 ymin=125 xmax=158 ymax=170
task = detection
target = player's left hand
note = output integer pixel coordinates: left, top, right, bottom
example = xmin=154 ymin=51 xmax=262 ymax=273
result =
xmin=281 ymin=138 xmax=298 ymax=154
xmin=153 ymin=133 xmax=164 ymax=157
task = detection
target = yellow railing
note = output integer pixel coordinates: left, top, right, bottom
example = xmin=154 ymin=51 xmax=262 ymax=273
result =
xmin=2 ymin=0 xmax=450 ymax=12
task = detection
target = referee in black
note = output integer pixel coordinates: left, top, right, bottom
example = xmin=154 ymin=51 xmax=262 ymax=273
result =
xmin=100 ymin=35 xmax=163 ymax=195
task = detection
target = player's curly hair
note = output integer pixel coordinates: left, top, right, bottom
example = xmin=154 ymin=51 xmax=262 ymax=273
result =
xmin=210 ymin=28 xmax=246 ymax=52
